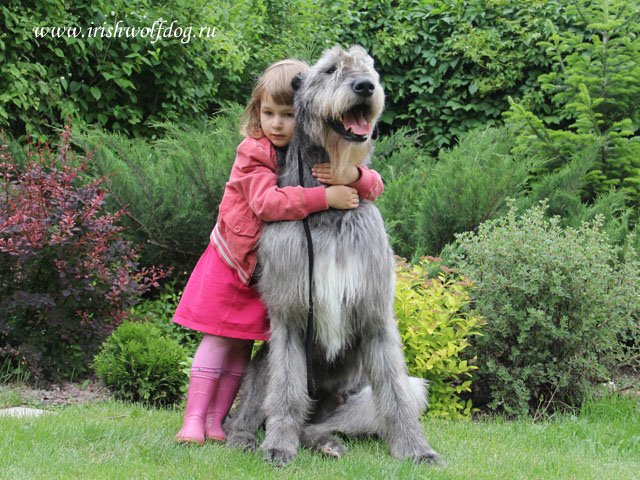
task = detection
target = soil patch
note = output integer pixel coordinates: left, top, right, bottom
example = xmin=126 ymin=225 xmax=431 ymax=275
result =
xmin=3 ymin=379 xmax=113 ymax=407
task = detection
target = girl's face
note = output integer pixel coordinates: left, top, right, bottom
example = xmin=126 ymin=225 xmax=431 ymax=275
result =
xmin=259 ymin=94 xmax=295 ymax=147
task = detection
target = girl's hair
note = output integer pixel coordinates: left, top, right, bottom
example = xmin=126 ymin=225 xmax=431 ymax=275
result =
xmin=240 ymin=59 xmax=309 ymax=138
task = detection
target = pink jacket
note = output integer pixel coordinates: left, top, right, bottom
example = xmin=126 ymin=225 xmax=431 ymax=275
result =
xmin=211 ymin=136 xmax=384 ymax=284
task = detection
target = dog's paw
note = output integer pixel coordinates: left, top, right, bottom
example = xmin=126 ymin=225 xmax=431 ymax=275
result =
xmin=261 ymin=445 xmax=298 ymax=466
xmin=413 ymin=449 xmax=444 ymax=467
xmin=226 ymin=431 xmax=258 ymax=452
xmin=316 ymin=434 xmax=347 ymax=459
xmin=389 ymin=436 xmax=443 ymax=466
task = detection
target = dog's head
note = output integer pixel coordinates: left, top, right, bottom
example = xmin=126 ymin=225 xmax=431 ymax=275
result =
xmin=294 ymin=45 xmax=385 ymax=172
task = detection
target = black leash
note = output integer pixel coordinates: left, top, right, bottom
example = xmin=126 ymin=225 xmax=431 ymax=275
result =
xmin=297 ymin=147 xmax=315 ymax=398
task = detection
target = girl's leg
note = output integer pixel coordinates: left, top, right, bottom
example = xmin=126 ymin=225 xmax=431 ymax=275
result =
xmin=174 ymin=334 xmax=237 ymax=445
xmin=205 ymin=338 xmax=253 ymax=442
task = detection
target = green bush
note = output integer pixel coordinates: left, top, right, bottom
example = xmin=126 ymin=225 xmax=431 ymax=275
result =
xmin=93 ymin=321 xmax=188 ymax=407
xmin=452 ymin=201 xmax=640 ymax=416
xmin=417 ymin=126 xmax=539 ymax=256
xmin=514 ymin=145 xmax=640 ymax=251
xmin=0 ymin=0 xmax=345 ymax=139
xmin=75 ymin=107 xmax=242 ymax=278
xmin=129 ymin=282 xmax=200 ymax=357
xmin=377 ymin=125 xmax=638 ymax=263
xmin=395 ymin=257 xmax=484 ymax=419
xmin=370 ymin=128 xmax=435 ymax=260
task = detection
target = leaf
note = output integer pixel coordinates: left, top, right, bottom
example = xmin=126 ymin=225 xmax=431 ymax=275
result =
xmin=114 ymin=78 xmax=136 ymax=90
xmin=90 ymin=86 xmax=102 ymax=101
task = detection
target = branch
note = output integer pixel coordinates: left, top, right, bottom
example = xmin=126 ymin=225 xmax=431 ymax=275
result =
xmin=146 ymin=238 xmax=189 ymax=256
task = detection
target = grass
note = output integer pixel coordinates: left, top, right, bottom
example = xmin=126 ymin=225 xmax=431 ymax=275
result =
xmin=1 ymin=389 xmax=639 ymax=480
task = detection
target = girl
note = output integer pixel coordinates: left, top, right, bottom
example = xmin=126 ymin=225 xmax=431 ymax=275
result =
xmin=173 ymin=59 xmax=385 ymax=445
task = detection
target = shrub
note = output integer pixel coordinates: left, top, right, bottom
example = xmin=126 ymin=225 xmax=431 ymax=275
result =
xmin=0 ymin=125 xmax=167 ymax=381
xmin=377 ymin=126 xmax=638 ymax=263
xmin=93 ymin=320 xmax=188 ymax=407
xmin=370 ymin=128 xmax=435 ymax=260
xmin=74 ymin=108 xmax=242 ymax=279
xmin=395 ymin=257 xmax=484 ymax=419
xmin=417 ymin=126 xmax=539 ymax=256
xmin=129 ymin=281 xmax=200 ymax=356
xmin=452 ymin=201 xmax=640 ymax=416
xmin=514 ymin=145 xmax=640 ymax=251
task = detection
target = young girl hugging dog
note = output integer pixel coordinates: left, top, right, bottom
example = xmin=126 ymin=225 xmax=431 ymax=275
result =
xmin=173 ymin=58 xmax=385 ymax=445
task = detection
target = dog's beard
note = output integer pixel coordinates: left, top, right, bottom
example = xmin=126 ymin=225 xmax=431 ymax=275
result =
xmin=324 ymin=129 xmax=372 ymax=180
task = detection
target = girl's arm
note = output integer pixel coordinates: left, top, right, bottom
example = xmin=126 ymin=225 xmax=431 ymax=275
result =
xmin=311 ymin=163 xmax=384 ymax=202
xmin=232 ymin=141 xmax=327 ymax=221
xmin=230 ymin=139 xmax=359 ymax=221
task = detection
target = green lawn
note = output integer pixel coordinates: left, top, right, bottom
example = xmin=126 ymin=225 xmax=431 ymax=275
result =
xmin=1 ymin=391 xmax=638 ymax=480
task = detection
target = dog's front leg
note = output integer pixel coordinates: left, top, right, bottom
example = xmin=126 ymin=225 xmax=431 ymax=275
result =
xmin=362 ymin=319 xmax=441 ymax=464
xmin=260 ymin=318 xmax=310 ymax=466
xmin=225 ymin=343 xmax=269 ymax=451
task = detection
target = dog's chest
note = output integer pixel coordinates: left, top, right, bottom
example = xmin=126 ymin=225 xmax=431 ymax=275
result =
xmin=312 ymin=251 xmax=360 ymax=360
xmin=309 ymin=205 xmax=390 ymax=360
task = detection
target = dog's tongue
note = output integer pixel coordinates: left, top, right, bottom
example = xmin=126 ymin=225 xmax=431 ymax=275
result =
xmin=343 ymin=110 xmax=371 ymax=135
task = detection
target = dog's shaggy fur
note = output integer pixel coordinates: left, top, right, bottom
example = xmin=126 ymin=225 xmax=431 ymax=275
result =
xmin=225 ymin=45 xmax=440 ymax=466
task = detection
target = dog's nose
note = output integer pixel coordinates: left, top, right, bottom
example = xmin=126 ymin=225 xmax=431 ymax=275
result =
xmin=353 ymin=78 xmax=375 ymax=97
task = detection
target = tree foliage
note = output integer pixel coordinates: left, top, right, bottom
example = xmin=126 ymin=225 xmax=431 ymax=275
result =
xmin=0 ymin=0 xmax=344 ymax=139
xmin=338 ymin=0 xmax=575 ymax=149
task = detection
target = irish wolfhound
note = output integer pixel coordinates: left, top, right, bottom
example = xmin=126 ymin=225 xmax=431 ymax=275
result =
xmin=226 ymin=45 xmax=441 ymax=466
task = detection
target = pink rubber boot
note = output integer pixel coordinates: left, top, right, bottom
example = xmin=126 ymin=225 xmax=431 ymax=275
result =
xmin=174 ymin=369 xmax=219 ymax=445
xmin=204 ymin=371 xmax=243 ymax=442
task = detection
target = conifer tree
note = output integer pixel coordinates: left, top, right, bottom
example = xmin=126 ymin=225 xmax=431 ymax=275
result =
xmin=507 ymin=0 xmax=640 ymax=205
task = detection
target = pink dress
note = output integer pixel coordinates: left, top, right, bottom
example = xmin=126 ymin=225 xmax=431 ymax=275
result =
xmin=173 ymin=243 xmax=270 ymax=340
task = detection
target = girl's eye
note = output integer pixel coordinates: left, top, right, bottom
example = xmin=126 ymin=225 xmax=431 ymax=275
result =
xmin=285 ymin=112 xmax=295 ymax=118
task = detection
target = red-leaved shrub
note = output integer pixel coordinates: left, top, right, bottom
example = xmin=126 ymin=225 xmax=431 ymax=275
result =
xmin=0 ymin=124 xmax=168 ymax=381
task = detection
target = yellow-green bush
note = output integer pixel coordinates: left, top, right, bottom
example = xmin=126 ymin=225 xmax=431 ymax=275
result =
xmin=395 ymin=257 xmax=484 ymax=419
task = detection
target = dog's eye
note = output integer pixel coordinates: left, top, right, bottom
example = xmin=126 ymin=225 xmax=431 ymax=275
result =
xmin=325 ymin=66 xmax=336 ymax=75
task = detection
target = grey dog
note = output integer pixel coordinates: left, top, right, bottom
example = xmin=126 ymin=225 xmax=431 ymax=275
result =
xmin=225 ymin=45 xmax=441 ymax=466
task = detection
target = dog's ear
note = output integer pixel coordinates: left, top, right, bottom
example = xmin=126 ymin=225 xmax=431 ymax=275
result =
xmin=291 ymin=73 xmax=303 ymax=92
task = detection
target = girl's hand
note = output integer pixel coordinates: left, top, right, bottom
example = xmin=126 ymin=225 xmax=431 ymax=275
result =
xmin=312 ymin=163 xmax=360 ymax=185
xmin=325 ymin=186 xmax=359 ymax=210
